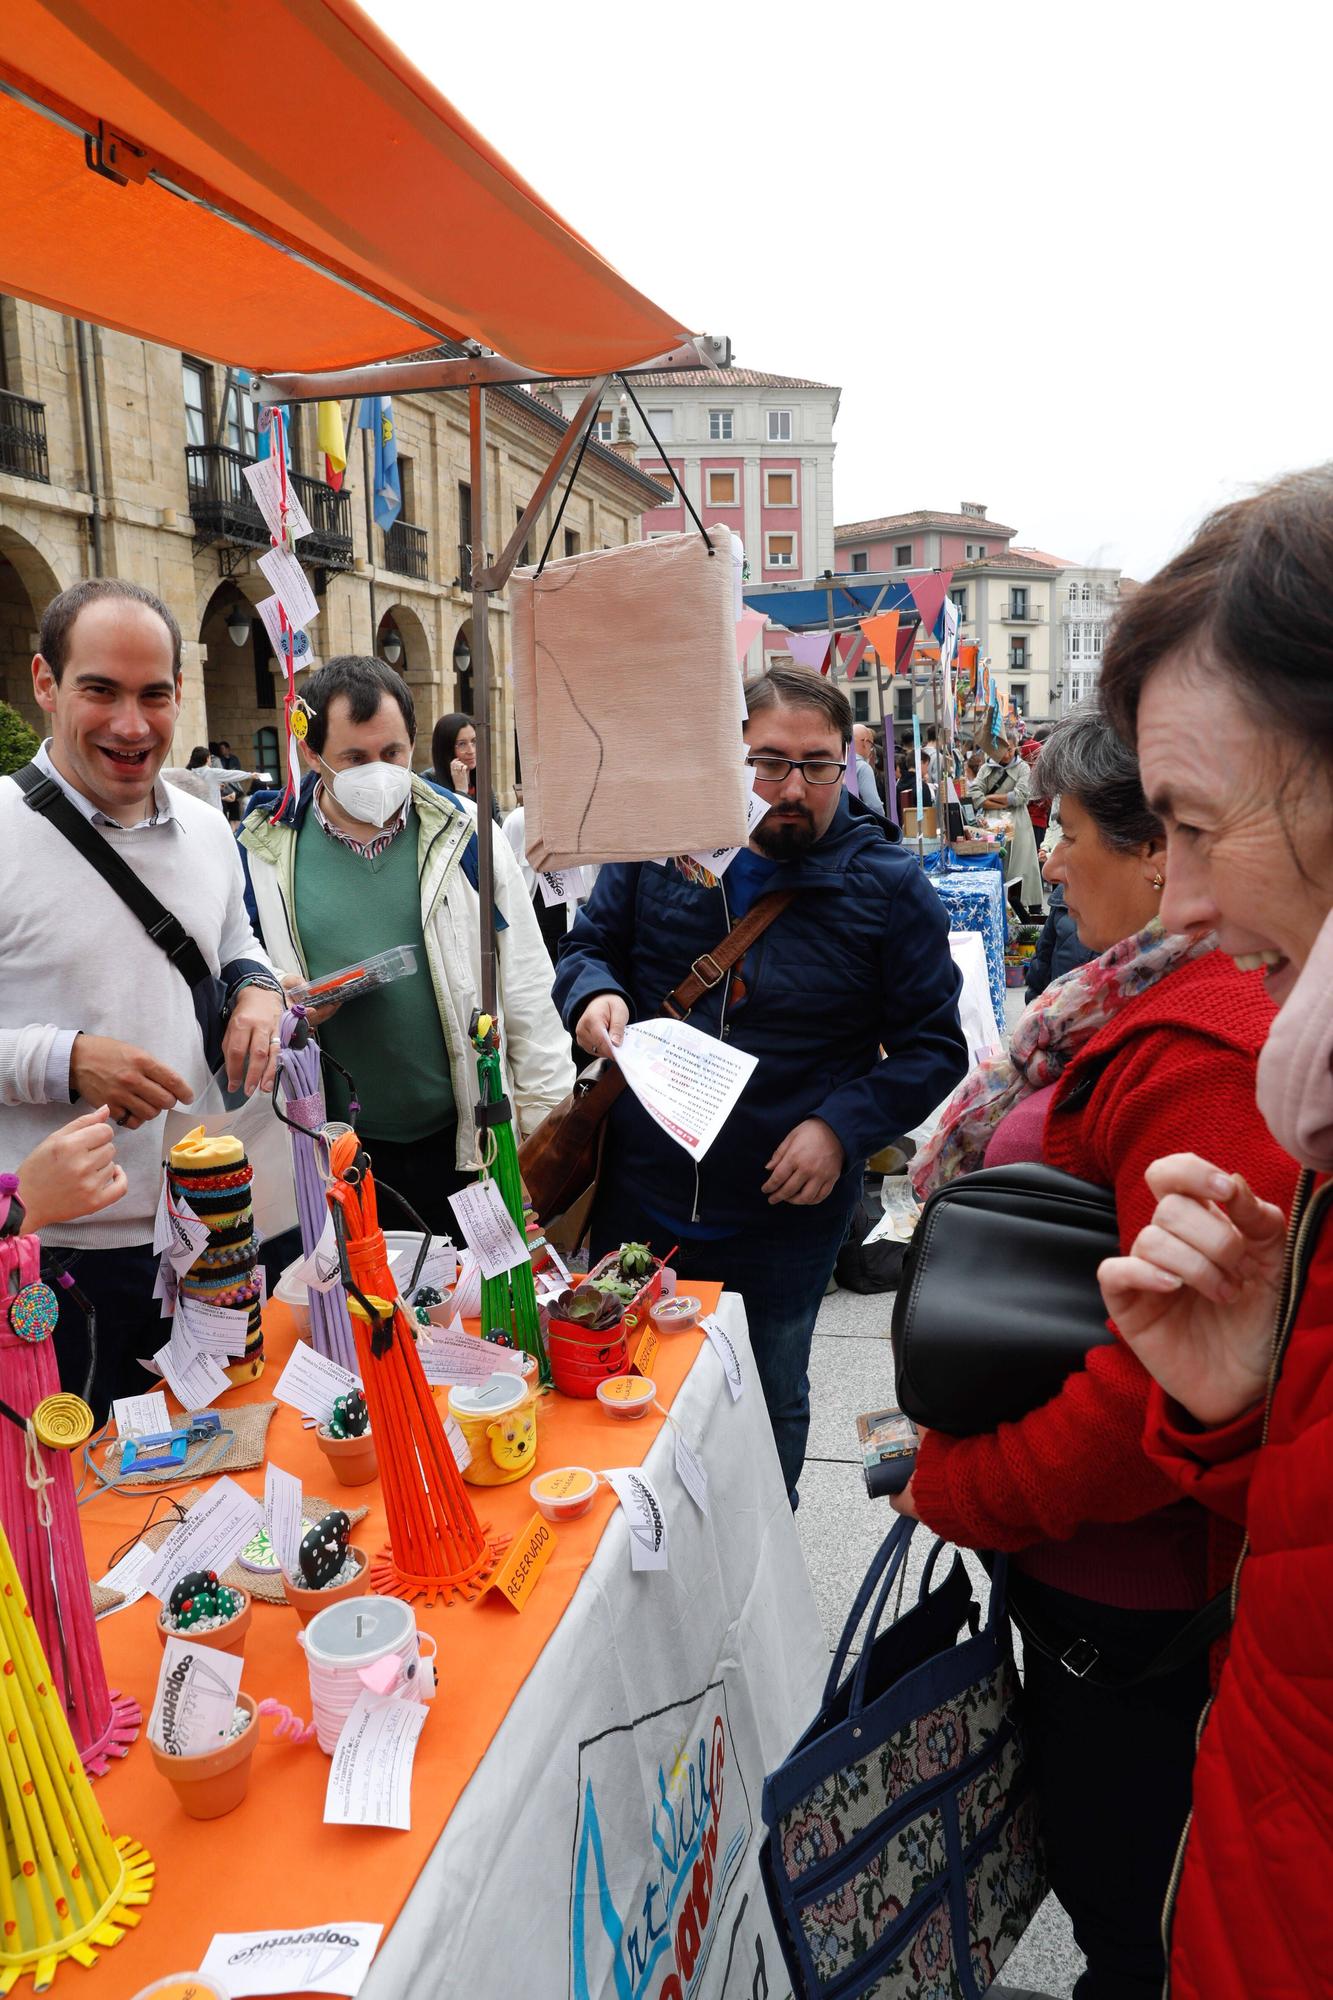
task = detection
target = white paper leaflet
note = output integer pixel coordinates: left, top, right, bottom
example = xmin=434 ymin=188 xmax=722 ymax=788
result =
xmin=149 ymin=1635 xmax=244 ymax=1756
xmin=608 ymin=1016 xmax=757 ymax=1162
xmin=446 ymin=1179 xmax=530 ymax=1281
xmin=200 ymin=1923 xmax=383 ymax=1998
xmin=242 ymin=453 xmax=313 ymax=543
xmin=258 ymin=543 xmax=320 ymax=629
xmin=604 ymin=1467 xmax=670 ymax=1572
xmin=146 ymin=1477 xmax=263 ymax=1601
xmin=274 ymin=1339 xmax=361 ymax=1424
xmin=324 ymin=1693 xmax=428 ymax=1830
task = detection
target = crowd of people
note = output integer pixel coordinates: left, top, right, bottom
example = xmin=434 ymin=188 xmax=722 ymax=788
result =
xmin=4 ymin=461 xmax=1333 ymax=1996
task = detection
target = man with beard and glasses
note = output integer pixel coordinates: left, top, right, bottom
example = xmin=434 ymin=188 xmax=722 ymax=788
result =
xmin=553 ymin=665 xmax=966 ymax=1500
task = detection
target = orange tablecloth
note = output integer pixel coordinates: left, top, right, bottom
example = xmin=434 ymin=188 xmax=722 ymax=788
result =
xmin=81 ymin=1289 xmax=721 ymax=1992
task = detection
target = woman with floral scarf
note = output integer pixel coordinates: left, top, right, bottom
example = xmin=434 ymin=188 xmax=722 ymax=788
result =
xmin=894 ymin=706 xmax=1298 ymax=2000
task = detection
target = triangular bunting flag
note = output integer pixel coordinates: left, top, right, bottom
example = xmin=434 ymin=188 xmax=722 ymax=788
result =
xmin=907 ymin=570 xmax=953 ymax=641
xmin=858 ymin=610 xmax=900 ymax=665
xmin=735 ymin=608 xmax=767 ymax=663
xmin=785 ymin=630 xmax=831 ymax=672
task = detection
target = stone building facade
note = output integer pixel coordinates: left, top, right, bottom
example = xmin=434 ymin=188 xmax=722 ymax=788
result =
xmin=0 ymin=300 xmax=665 ymax=796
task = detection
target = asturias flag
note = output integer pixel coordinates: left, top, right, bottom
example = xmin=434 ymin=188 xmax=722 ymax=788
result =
xmin=357 ymin=396 xmax=401 ymax=531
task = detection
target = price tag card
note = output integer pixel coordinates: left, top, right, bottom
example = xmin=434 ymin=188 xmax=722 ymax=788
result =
xmin=604 ymin=1467 xmax=670 ymax=1573
xmin=146 ymin=1477 xmax=263 ymax=1601
xmin=274 ymin=1339 xmax=361 ymax=1424
xmin=449 ymin=1251 xmax=483 ymax=1320
xmin=631 ymin=1327 xmax=660 ymax=1379
xmin=537 ymin=866 xmax=589 ymax=907
xmin=94 ymin=1539 xmax=158 ymax=1615
xmin=112 ymin=1390 xmax=170 ymax=1440
xmin=674 ymin=1430 xmax=710 ymax=1515
xmin=242 ymin=453 xmax=313 ymax=543
xmin=258 ymin=543 xmax=320 ymax=629
xmin=149 ymin=1635 xmax=244 ymax=1755
xmin=447 ymin=1180 xmax=531 ymax=1281
xmin=154 ymin=1331 xmax=231 ymax=1411
xmin=265 ymin=1462 xmax=304 ymax=1579
xmin=416 ymin=1329 xmax=522 ymax=1387
xmin=485 ymin=1511 xmax=556 ymax=1612
xmin=324 ymin=1693 xmax=428 ymax=1830
xmin=255 ymin=594 xmax=315 ymax=668
xmin=200 ymin=1923 xmax=384 ymax=1998
xmin=176 ymin=1296 xmax=252 ymax=1360
xmin=702 ymin=1314 xmax=745 ymax=1401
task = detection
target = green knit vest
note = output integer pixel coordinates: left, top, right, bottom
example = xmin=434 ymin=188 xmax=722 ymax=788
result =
xmin=294 ymin=809 xmax=456 ymax=1142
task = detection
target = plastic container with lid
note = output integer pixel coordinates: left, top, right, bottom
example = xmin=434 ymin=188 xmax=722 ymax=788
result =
xmin=596 ymin=1374 xmax=657 ymax=1420
xmin=447 ymin=1374 xmax=539 ymax=1485
xmin=130 ymin=1978 xmax=230 ymax=2000
xmin=530 ymin=1465 xmax=599 ymax=1522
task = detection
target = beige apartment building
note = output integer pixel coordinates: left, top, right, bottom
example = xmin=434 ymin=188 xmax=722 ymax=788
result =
xmin=0 ymin=300 xmax=664 ymax=794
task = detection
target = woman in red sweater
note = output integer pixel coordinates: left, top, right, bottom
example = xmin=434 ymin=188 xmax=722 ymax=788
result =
xmin=894 ymin=707 xmax=1298 ymax=2000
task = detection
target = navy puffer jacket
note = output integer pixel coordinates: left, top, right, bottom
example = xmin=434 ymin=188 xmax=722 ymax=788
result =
xmin=552 ymin=796 xmax=967 ymax=1234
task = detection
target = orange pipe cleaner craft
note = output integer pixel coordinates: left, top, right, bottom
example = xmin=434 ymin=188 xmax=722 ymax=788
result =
xmin=326 ymin=1132 xmax=509 ymax=1606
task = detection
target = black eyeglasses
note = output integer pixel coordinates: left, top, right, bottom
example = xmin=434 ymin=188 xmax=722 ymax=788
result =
xmin=745 ymin=754 xmax=846 ymax=787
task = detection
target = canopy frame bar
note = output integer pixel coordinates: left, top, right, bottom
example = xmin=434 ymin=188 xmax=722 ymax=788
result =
xmin=254 ymin=334 xmax=729 ymax=406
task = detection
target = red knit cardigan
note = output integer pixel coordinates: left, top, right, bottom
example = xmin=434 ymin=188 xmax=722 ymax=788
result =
xmin=910 ymin=952 xmax=1299 ymax=1593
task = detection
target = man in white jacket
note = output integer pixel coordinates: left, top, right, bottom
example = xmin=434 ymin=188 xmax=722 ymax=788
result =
xmin=238 ymin=656 xmax=572 ymax=1232
xmin=0 ymin=578 xmax=283 ymax=1414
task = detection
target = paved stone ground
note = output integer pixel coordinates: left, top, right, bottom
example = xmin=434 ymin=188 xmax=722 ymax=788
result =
xmin=791 ymin=973 xmax=1086 ymax=1998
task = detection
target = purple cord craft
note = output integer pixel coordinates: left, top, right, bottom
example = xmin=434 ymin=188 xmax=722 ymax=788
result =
xmin=276 ymin=1010 xmax=358 ymax=1371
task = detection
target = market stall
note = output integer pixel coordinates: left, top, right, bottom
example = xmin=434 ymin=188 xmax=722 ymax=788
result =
xmin=69 ymin=1291 xmax=824 ymax=1998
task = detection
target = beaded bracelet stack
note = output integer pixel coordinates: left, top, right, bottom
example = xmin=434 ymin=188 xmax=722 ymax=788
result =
xmin=167 ymin=1131 xmax=265 ymax=1382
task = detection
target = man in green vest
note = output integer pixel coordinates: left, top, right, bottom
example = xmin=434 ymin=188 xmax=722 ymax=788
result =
xmin=238 ymin=656 xmax=572 ymax=1230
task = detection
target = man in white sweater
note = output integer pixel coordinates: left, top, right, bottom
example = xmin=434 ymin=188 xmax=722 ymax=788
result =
xmin=0 ymin=578 xmax=282 ymax=1414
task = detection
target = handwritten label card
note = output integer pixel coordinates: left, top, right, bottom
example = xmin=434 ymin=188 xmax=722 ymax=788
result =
xmin=147 ymin=1477 xmax=263 ymax=1601
xmin=274 ymin=1339 xmax=361 ymax=1424
xmin=149 ymin=1635 xmax=244 ymax=1755
xmin=177 ymin=1296 xmax=252 ymax=1360
xmin=112 ymin=1390 xmax=169 ymax=1440
xmin=447 ymin=1180 xmax=531 ymax=1281
xmin=258 ymin=544 xmax=320 ymax=629
xmin=94 ymin=1539 xmax=158 ymax=1615
xmin=242 ymin=454 xmax=313 ymax=543
xmin=416 ymin=1327 xmax=522 ymax=1388
xmin=265 ymin=1462 xmax=304 ymax=1579
xmin=702 ymin=1314 xmax=745 ymax=1401
xmin=604 ymin=1467 xmax=670 ymax=1573
xmin=154 ymin=1332 xmax=231 ymax=1411
xmin=485 ymin=1512 xmax=556 ymax=1612
xmin=324 ymin=1694 xmax=428 ymax=1830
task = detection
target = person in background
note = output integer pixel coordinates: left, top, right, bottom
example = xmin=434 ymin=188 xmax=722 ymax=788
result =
xmin=970 ymin=734 xmax=1044 ymax=919
xmin=965 ymin=746 xmax=986 ymax=784
xmin=851 ymin=722 xmax=884 ymax=814
xmin=555 ymin=664 xmax=966 ymax=1499
xmin=163 ymin=745 xmax=266 ymax=808
xmin=1019 ymin=734 xmax=1051 ymax=843
xmin=430 ymin=711 xmax=502 ymax=825
xmin=0 ymin=577 xmax=283 ymax=1416
xmin=1092 ymin=466 xmax=1333 ymax=2000
xmin=896 ymin=705 xmax=1299 ymax=2000
xmin=895 ymin=749 xmax=933 ymax=823
xmin=240 ymin=657 xmax=571 ymax=1233
xmin=1024 ymin=880 xmax=1094 ymax=1000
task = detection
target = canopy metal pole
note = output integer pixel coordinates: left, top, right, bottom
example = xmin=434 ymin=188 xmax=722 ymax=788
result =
xmin=470 ymin=384 xmax=497 ymax=1018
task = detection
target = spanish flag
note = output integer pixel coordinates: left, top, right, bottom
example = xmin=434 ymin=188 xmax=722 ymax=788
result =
xmin=317 ymin=400 xmax=347 ymax=492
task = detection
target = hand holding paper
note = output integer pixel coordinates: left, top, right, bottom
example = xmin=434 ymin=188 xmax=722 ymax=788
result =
xmin=606 ymin=1016 xmax=757 ymax=1161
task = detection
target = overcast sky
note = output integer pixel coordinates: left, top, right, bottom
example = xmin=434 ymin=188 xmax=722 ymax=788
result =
xmin=368 ymin=0 xmax=1326 ymax=582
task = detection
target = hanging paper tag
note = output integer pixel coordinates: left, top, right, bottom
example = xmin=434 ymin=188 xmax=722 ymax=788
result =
xmin=702 ymin=1313 xmax=744 ymax=1401
xmin=449 ymin=1251 xmax=483 ymax=1320
xmin=257 ymin=544 xmax=320 ymax=628
xmin=443 ymin=1413 xmax=471 ymax=1472
xmin=674 ymin=1430 xmax=710 ymax=1515
xmin=296 ymin=1212 xmax=342 ymax=1294
xmin=604 ymin=1467 xmax=670 ymax=1572
xmin=485 ymin=1511 xmax=557 ymax=1612
xmin=416 ymin=1330 xmax=522 ymax=1387
xmin=447 ymin=1181 xmax=531 ymax=1281
xmin=242 ymin=455 xmax=313 ymax=543
xmin=154 ymin=1332 xmax=231 ymax=1411
xmin=264 ymin=1462 xmax=303 ymax=1579
xmin=153 ymin=1253 xmax=179 ymax=1319
xmin=176 ymin=1296 xmax=252 ymax=1359
xmin=255 ymin=594 xmax=314 ymax=667
xmin=324 ymin=1694 xmax=428 ymax=1830
xmin=537 ymin=866 xmax=588 ymax=908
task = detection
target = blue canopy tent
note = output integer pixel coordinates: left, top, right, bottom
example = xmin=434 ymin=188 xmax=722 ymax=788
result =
xmin=743 ymin=571 xmax=923 ymax=747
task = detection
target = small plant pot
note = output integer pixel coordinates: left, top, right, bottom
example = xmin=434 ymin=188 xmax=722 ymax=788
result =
xmin=149 ymin=1691 xmax=258 ymax=1820
xmin=156 ymin=1588 xmax=252 ymax=1658
xmin=283 ymin=1547 xmax=371 ymax=1626
xmin=315 ymin=1425 xmax=378 ymax=1487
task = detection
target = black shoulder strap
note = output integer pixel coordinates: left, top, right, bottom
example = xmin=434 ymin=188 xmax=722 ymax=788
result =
xmin=13 ymin=762 xmax=212 ymax=994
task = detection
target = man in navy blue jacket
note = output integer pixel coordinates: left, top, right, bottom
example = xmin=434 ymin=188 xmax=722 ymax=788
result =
xmin=553 ymin=665 xmax=966 ymax=1497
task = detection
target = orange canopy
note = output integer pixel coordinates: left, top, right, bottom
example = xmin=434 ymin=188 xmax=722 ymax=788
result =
xmin=0 ymin=0 xmax=692 ymax=374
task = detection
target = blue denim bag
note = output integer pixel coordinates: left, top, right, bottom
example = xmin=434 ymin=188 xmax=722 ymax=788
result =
xmin=760 ymin=1520 xmax=1046 ymax=1999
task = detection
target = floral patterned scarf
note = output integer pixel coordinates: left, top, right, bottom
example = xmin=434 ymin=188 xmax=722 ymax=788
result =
xmin=912 ymin=918 xmax=1216 ymax=1196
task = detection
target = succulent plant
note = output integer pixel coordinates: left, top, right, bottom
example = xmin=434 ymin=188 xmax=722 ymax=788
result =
xmin=553 ymin=1284 xmax=624 ymax=1332
xmin=617 ymin=1241 xmax=655 ymax=1283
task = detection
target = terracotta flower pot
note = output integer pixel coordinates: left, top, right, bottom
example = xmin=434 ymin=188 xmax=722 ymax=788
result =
xmin=315 ymin=1425 xmax=378 ymax=1487
xmin=156 ymin=1588 xmax=252 ymax=1658
xmin=149 ymin=1691 xmax=258 ymax=1820
xmin=283 ymin=1546 xmax=370 ymax=1626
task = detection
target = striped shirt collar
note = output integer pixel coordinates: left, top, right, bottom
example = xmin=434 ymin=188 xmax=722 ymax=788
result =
xmin=312 ymin=783 xmax=411 ymax=860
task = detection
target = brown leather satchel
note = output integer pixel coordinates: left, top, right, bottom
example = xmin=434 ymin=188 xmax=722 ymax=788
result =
xmin=519 ymin=889 xmax=795 ymax=1231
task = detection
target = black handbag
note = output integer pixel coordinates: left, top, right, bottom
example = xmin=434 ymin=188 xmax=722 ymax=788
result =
xmin=890 ymin=1163 xmax=1120 ymax=1436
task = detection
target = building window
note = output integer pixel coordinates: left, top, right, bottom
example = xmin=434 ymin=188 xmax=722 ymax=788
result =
xmin=564 ymin=529 xmax=581 ymax=558
xmin=706 ymin=469 xmax=738 ymax=507
xmin=1010 ymin=639 xmax=1028 ymax=670
xmin=708 ymin=409 xmax=734 ymax=441
xmin=515 ymin=504 xmax=531 ymax=568
xmin=852 ymin=689 xmax=870 ymax=723
xmin=1081 ymin=582 xmax=1091 ymax=601
xmin=965 ymin=544 xmax=974 ymax=559
xmin=1094 ymin=582 xmax=1105 ymax=604
xmin=646 ymin=408 xmax=674 ymax=442
xmin=1010 ymin=586 xmax=1028 ymax=619
xmin=1069 ymin=627 xmax=1083 ymax=657
xmin=458 ymin=480 xmax=472 ymax=549
xmin=767 ymin=409 xmax=793 ymax=442
xmin=592 ymin=408 xmax=613 ymax=442
xmin=1069 ymin=580 xmax=1079 ymax=601
xmin=1010 ymin=681 xmax=1028 ymax=714
xmin=642 ymin=463 xmax=675 ymax=504
xmin=222 ymin=378 xmax=257 ymax=458
xmin=895 ymin=544 xmax=912 ymax=566
xmin=1093 ymin=626 xmax=1104 ymax=655
xmin=950 ymin=587 xmax=967 ymax=615
xmin=182 ymin=359 xmax=209 ymax=447
xmin=397 ymin=453 xmax=416 ymax=523
xmin=895 ymin=685 xmax=914 ymax=722
xmin=254 ymin=726 xmax=280 ymax=780
xmin=765 ymin=470 xmax=795 ymax=507
xmin=766 ymin=531 xmax=797 ymax=568
xmin=979 ymin=544 xmax=988 ymax=556
xmin=850 ymin=550 xmax=869 ymax=573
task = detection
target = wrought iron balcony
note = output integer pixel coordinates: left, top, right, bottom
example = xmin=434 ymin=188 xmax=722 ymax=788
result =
xmin=383 ymin=519 xmax=428 ymax=580
xmin=1000 ymin=603 xmax=1044 ymax=623
xmin=0 ymin=389 xmax=50 ymax=484
xmin=186 ymin=446 xmax=353 ymax=570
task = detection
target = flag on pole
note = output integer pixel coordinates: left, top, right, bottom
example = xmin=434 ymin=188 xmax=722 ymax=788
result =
xmin=317 ymin=401 xmax=347 ymax=492
xmin=256 ymin=403 xmax=291 ymax=464
xmin=357 ymin=396 xmax=401 ymax=530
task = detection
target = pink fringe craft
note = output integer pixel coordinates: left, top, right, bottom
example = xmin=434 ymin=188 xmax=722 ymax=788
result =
xmin=0 ymin=1234 xmax=142 ymax=1779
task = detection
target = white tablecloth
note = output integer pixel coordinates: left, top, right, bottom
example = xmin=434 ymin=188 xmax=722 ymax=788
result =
xmin=364 ymin=1292 xmax=826 ymax=1999
xmin=949 ymin=929 xmax=1003 ymax=1064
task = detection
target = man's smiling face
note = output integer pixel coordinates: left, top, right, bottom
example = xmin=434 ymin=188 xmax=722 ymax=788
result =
xmin=34 ymin=597 xmax=180 ymax=820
